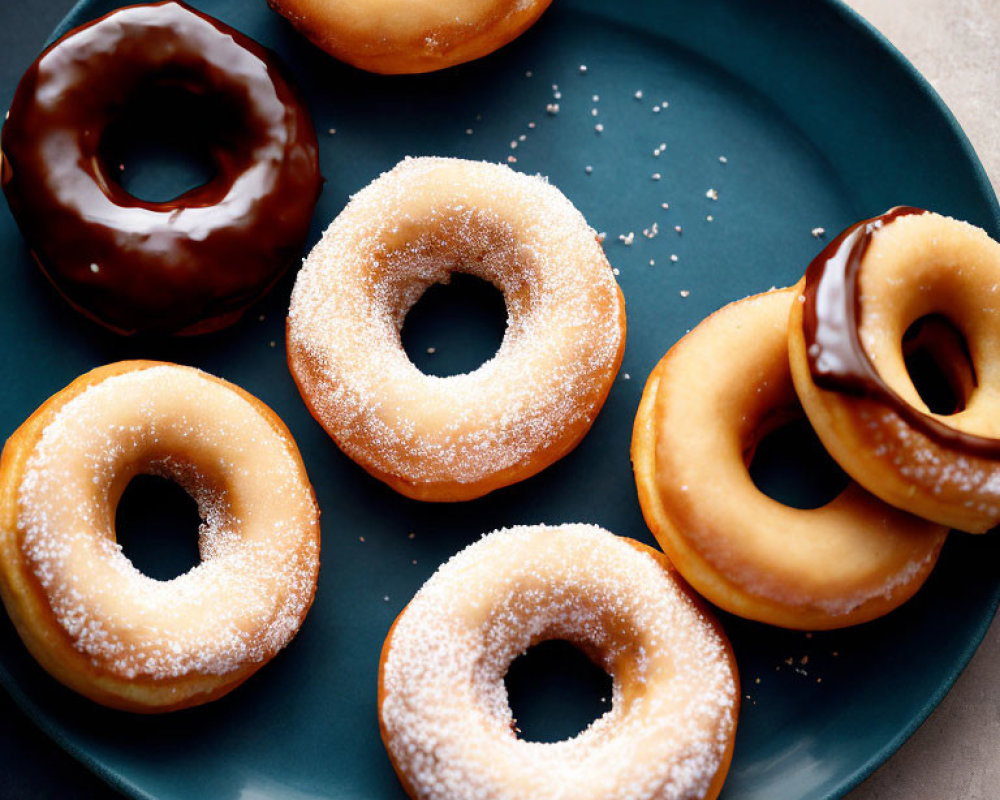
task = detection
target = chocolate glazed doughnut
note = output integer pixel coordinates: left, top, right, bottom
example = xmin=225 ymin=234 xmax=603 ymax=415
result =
xmin=790 ymin=208 xmax=1000 ymax=531
xmin=1 ymin=1 xmax=322 ymax=336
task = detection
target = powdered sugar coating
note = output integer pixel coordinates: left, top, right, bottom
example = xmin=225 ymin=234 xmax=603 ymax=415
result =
xmin=16 ymin=365 xmax=320 ymax=681
xmin=288 ymin=157 xmax=624 ymax=498
xmin=379 ymin=524 xmax=738 ymax=800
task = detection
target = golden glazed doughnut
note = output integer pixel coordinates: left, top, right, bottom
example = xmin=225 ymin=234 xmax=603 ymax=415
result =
xmin=267 ymin=0 xmax=553 ymax=74
xmin=789 ymin=209 xmax=1000 ymax=533
xmin=632 ymin=289 xmax=947 ymax=630
xmin=0 ymin=361 xmax=320 ymax=712
xmin=378 ymin=524 xmax=739 ymax=800
xmin=287 ymin=157 xmax=626 ymax=502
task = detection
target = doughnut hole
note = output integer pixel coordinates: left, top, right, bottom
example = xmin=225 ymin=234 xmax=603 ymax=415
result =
xmin=114 ymin=474 xmax=202 ymax=581
xmin=746 ymin=411 xmax=850 ymax=510
xmin=97 ymin=83 xmax=240 ymax=204
xmin=400 ymin=272 xmax=508 ymax=377
xmin=504 ymin=639 xmax=612 ymax=742
xmin=901 ymin=314 xmax=977 ymax=415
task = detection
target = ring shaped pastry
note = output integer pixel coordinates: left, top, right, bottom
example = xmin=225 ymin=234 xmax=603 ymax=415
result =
xmin=632 ymin=289 xmax=947 ymax=630
xmin=288 ymin=157 xmax=626 ymax=502
xmin=268 ymin=0 xmax=554 ymax=74
xmin=0 ymin=1 xmax=321 ymax=336
xmin=790 ymin=209 xmax=1000 ymax=533
xmin=0 ymin=361 xmax=320 ymax=712
xmin=378 ymin=524 xmax=739 ymax=800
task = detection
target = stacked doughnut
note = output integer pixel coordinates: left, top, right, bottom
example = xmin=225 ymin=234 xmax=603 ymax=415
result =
xmin=635 ymin=209 xmax=999 ymax=629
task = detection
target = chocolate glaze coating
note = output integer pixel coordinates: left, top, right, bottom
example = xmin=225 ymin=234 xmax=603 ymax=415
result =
xmin=0 ymin=1 xmax=322 ymax=336
xmin=801 ymin=207 xmax=1000 ymax=457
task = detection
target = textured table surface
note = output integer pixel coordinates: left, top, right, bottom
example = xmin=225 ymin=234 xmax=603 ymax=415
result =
xmin=0 ymin=1 xmax=998 ymax=798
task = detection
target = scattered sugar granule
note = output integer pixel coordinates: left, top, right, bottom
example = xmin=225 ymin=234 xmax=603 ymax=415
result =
xmin=89 ymin=263 xmax=100 ymax=273
xmin=528 ymin=121 xmax=536 ymax=129
xmin=679 ymin=289 xmax=690 ymax=298
xmin=408 ymin=532 xmax=416 ymax=540
xmin=518 ymin=134 xmax=526 ymax=142
xmin=619 ymin=232 xmax=635 ymax=246
xmin=706 ymin=215 xmax=714 ymax=222
xmin=507 ymin=155 xmax=517 ymax=164
xmin=579 ymin=64 xmax=588 ymax=74
xmin=328 ymin=128 xmax=337 ymax=135
xmin=412 ymin=559 xmax=418 ymax=565
xmin=661 ymin=202 xmax=670 ymax=210
xmin=510 ymin=141 xmax=518 ymax=150
xmin=465 ymin=128 xmax=473 ymax=135
xmin=651 ymin=173 xmax=661 ymax=181
xmin=525 ymin=70 xmax=533 ymax=78
xmin=591 ymin=108 xmax=599 ymax=117
xmin=585 ymin=165 xmax=593 ymax=175
xmin=649 ymin=259 xmax=655 ymax=266
xmin=269 ymin=340 xmax=277 ymax=348
xmin=597 ymin=232 xmax=607 ymax=243
xmin=719 ymin=155 xmax=728 ymax=163
xmin=652 ymin=105 xmax=661 ymax=113
xmin=612 ymin=267 xmax=620 ymax=276
xmin=623 ymin=373 xmax=631 ymax=380
xmin=359 ymin=536 xmax=366 ymax=543
xmin=642 ymin=223 xmax=659 ymax=239
xmin=595 ymin=123 xmax=604 ymax=133
xmin=706 ymin=188 xmax=719 ymax=200
xmin=674 ymin=225 xmax=683 ymax=234
xmin=383 ymin=595 xmax=390 ymax=602
xmin=426 ymin=347 xmax=436 ymax=354
xmin=812 ymin=227 xmax=826 ymax=238
xmin=546 ymin=103 xmax=560 ymax=115
xmin=670 ymin=254 xmax=679 ymax=263
xmin=634 ymin=89 xmax=643 ymax=100
xmin=553 ymin=90 xmax=562 ymax=100
xmin=592 ymin=94 xmax=600 ymax=102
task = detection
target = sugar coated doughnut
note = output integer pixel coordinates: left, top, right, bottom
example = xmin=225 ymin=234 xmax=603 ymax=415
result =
xmin=378 ymin=523 xmax=739 ymax=800
xmin=632 ymin=289 xmax=947 ymax=630
xmin=268 ymin=0 xmax=553 ymax=74
xmin=790 ymin=209 xmax=1000 ymax=532
xmin=0 ymin=1 xmax=321 ymax=336
xmin=0 ymin=362 xmax=320 ymax=712
xmin=287 ymin=157 xmax=626 ymax=502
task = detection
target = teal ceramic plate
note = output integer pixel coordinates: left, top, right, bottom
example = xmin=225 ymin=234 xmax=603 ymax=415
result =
xmin=2 ymin=0 xmax=999 ymax=798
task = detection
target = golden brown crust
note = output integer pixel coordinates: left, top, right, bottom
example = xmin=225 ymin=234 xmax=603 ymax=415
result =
xmin=0 ymin=361 xmax=319 ymax=712
xmin=268 ymin=0 xmax=554 ymax=74
xmin=632 ymin=290 xmax=947 ymax=630
xmin=287 ymin=283 xmax=626 ymax=503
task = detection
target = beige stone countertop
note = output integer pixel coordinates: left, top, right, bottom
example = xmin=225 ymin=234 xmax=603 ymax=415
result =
xmin=841 ymin=5 xmax=1000 ymax=799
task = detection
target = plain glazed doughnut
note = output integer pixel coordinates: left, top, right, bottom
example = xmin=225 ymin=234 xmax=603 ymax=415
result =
xmin=632 ymin=289 xmax=947 ymax=630
xmin=0 ymin=361 xmax=320 ymax=712
xmin=267 ymin=0 xmax=553 ymax=74
xmin=0 ymin=1 xmax=321 ymax=336
xmin=789 ymin=209 xmax=1000 ymax=533
xmin=378 ymin=523 xmax=739 ymax=800
xmin=287 ymin=157 xmax=626 ymax=502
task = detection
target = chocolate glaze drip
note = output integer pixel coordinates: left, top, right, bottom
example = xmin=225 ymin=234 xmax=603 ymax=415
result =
xmin=0 ymin=1 xmax=322 ymax=335
xmin=802 ymin=207 xmax=1000 ymax=458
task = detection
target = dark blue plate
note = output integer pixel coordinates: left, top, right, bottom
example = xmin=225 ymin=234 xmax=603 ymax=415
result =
xmin=1 ymin=0 xmax=998 ymax=798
